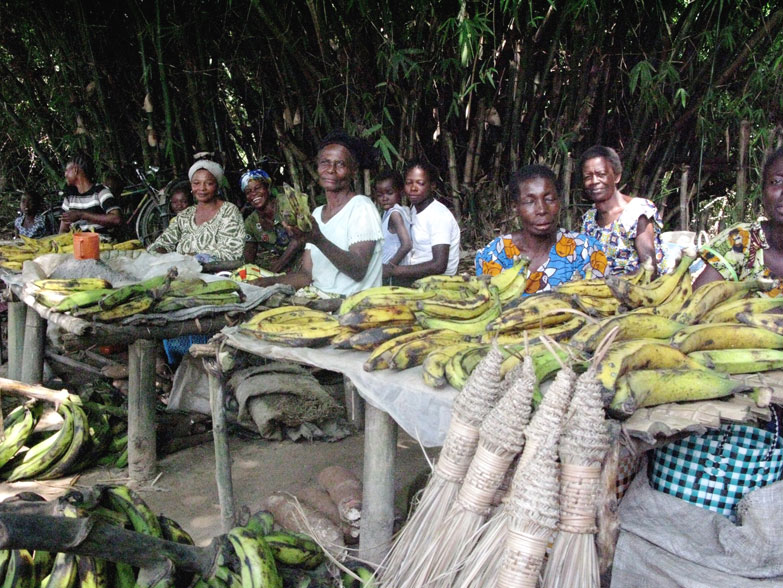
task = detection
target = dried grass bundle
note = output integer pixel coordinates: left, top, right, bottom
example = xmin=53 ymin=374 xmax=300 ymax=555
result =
xmin=541 ymin=356 xmax=610 ymax=588
xmin=377 ymin=344 xmax=504 ymax=587
xmin=454 ymin=362 xmax=576 ymax=588
xmin=403 ymin=349 xmax=538 ymax=586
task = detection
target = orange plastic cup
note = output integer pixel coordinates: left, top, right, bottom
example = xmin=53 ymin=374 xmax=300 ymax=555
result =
xmin=73 ymin=232 xmax=100 ymax=260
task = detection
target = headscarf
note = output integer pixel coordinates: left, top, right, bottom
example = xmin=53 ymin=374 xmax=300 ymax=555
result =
xmin=240 ymin=169 xmax=271 ymax=192
xmin=188 ymin=160 xmax=224 ymax=184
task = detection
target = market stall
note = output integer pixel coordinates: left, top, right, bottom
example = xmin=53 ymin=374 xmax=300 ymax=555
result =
xmin=1 ymin=252 xmax=281 ymax=482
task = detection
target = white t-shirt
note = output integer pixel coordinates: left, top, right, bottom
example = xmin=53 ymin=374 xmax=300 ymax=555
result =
xmin=305 ymin=195 xmax=383 ymax=296
xmin=409 ymin=199 xmax=461 ymax=275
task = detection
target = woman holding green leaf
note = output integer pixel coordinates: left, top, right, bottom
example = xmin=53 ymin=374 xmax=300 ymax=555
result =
xmin=251 ymin=130 xmax=383 ymax=296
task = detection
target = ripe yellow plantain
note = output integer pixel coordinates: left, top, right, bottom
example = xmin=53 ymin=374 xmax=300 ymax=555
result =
xmin=671 ymin=322 xmax=783 ymax=354
xmin=610 ymin=367 xmax=750 ymax=416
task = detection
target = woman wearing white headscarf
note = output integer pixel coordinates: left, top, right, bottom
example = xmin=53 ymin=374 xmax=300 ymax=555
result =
xmin=149 ymin=160 xmax=245 ymax=262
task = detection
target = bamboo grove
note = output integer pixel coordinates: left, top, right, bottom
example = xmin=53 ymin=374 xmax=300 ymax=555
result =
xmin=1 ymin=0 xmax=782 ymax=245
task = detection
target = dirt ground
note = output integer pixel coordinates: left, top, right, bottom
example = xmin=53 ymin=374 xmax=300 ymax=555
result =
xmin=0 ymin=401 xmax=433 ymax=547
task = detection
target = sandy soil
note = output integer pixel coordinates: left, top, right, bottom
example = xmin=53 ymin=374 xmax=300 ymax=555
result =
xmin=0 ymin=421 xmax=432 ymax=547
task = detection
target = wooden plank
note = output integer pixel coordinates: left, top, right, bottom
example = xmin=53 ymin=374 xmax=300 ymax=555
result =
xmin=6 ymin=300 xmax=26 ymax=381
xmin=207 ymin=362 xmax=235 ymax=533
xmin=128 ymin=339 xmax=158 ymax=482
xmin=59 ymin=316 xmax=228 ymax=351
xmin=0 ymin=377 xmax=70 ymax=404
xmin=359 ymin=403 xmax=397 ymax=565
xmin=20 ymin=305 xmax=45 ymax=384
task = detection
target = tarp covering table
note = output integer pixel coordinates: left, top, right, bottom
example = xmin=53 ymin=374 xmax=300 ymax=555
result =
xmin=220 ymin=326 xmax=456 ymax=448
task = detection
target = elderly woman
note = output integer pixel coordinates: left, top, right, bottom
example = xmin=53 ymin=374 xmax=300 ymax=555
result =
xmin=579 ymin=145 xmax=666 ymax=276
xmin=693 ymin=147 xmax=783 ymax=295
xmin=241 ymin=169 xmax=302 ymax=273
xmin=251 ymin=131 xmax=383 ymax=296
xmin=475 ymin=164 xmax=607 ymax=295
xmin=149 ymin=160 xmax=245 ymax=262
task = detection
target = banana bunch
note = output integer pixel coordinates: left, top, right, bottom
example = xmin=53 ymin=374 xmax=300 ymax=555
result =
xmin=0 ymin=234 xmax=143 ymax=271
xmin=241 ymin=306 xmax=342 ymax=347
xmin=555 ymin=258 xmax=653 ymax=317
xmin=0 ymin=393 xmax=130 ymax=481
xmin=278 ymin=183 xmax=312 ymax=232
xmin=363 ymin=328 xmax=473 ymax=371
xmin=191 ymin=509 xmax=333 ymax=588
xmin=151 ymin=277 xmax=245 ymax=312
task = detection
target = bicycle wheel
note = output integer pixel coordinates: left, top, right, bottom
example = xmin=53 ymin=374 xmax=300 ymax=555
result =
xmin=135 ymin=199 xmax=171 ymax=247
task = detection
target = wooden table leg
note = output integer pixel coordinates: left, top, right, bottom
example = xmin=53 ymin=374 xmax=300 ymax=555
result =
xmin=343 ymin=376 xmax=365 ymax=430
xmin=7 ymin=300 xmax=26 ymax=381
xmin=20 ymin=307 xmax=45 ymax=385
xmin=206 ymin=361 xmax=235 ymax=533
xmin=128 ymin=339 xmax=158 ymax=482
xmin=359 ymin=402 xmax=398 ymax=565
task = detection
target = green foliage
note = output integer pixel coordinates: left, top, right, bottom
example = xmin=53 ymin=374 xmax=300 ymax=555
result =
xmin=0 ymin=0 xmax=780 ymax=244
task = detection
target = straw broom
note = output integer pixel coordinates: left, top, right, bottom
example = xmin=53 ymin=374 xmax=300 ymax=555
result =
xmin=541 ymin=341 xmax=611 ymax=588
xmin=404 ymin=345 xmax=538 ymax=587
xmin=377 ymin=343 xmax=505 ymax=587
xmin=453 ymin=351 xmax=576 ymax=588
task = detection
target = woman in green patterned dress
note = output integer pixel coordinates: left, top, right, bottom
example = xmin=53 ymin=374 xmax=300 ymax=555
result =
xmin=149 ymin=159 xmax=245 ymax=262
xmin=694 ymin=148 xmax=783 ymax=295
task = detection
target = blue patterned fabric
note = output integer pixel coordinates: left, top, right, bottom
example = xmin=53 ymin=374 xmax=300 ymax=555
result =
xmin=474 ymin=229 xmax=607 ymax=295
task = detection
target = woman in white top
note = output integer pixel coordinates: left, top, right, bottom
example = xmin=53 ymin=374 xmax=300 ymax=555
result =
xmin=251 ymin=130 xmax=383 ymax=296
xmin=384 ymin=158 xmax=460 ymax=283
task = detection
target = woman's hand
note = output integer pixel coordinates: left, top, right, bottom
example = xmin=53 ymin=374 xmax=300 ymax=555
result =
xmin=283 ymin=216 xmax=322 ymax=244
xmin=383 ymin=263 xmax=397 ymax=278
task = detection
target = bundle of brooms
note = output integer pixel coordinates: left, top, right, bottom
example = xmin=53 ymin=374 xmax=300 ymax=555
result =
xmin=377 ymin=343 xmax=505 ymax=587
xmin=541 ymin=349 xmax=610 ymax=588
xmin=404 ymin=344 xmax=538 ymax=586
xmin=454 ymin=345 xmax=576 ymax=587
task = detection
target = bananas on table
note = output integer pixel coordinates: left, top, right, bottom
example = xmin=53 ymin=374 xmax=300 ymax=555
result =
xmin=30 ymin=270 xmax=245 ymax=322
xmin=0 ymin=233 xmax=143 ymax=270
xmin=239 ymin=251 xmax=783 ymax=419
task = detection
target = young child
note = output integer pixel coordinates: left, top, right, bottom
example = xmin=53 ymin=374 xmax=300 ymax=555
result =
xmin=14 ymin=190 xmax=51 ymax=238
xmin=169 ymin=182 xmax=193 ymax=217
xmin=374 ymin=170 xmax=412 ymax=284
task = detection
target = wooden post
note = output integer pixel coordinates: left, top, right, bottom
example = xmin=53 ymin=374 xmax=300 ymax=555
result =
xmin=562 ymin=154 xmax=573 ymax=230
xmin=343 ymin=377 xmax=365 ymax=430
xmin=737 ymin=120 xmax=751 ymax=218
xmin=128 ymin=339 xmax=158 ymax=482
xmin=6 ymin=301 xmax=26 ymax=381
xmin=359 ymin=403 xmax=397 ymax=565
xmin=206 ymin=359 xmax=235 ymax=533
xmin=20 ymin=308 xmax=45 ymax=385
xmin=679 ymin=165 xmax=690 ymax=230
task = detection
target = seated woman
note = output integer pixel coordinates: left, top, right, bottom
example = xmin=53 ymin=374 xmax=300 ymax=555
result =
xmin=251 ymin=130 xmax=383 ymax=296
xmin=579 ymin=145 xmax=666 ymax=275
xmin=475 ymin=164 xmax=607 ymax=295
xmin=148 ymin=160 xmax=245 ymax=262
xmin=693 ymin=147 xmax=783 ymax=295
xmin=374 ymin=169 xmax=412 ymax=284
xmin=383 ymin=159 xmax=460 ymax=283
xmin=241 ymin=169 xmax=302 ymax=273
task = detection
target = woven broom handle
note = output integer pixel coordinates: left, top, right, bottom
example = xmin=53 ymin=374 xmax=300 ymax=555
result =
xmin=559 ymin=463 xmax=601 ymax=533
xmin=497 ymin=528 xmax=549 ymax=588
xmin=436 ymin=416 xmax=480 ymax=482
xmin=458 ymin=443 xmax=515 ymax=512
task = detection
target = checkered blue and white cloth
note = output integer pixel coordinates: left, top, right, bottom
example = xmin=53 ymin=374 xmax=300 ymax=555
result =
xmin=649 ymin=421 xmax=783 ymax=521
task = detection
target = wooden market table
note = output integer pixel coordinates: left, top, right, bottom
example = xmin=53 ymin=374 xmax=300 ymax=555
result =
xmin=209 ymin=326 xmax=457 ymax=565
xmin=3 ymin=271 xmax=277 ymax=484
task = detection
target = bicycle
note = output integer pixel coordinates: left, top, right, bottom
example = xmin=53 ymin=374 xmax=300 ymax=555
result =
xmin=120 ymin=165 xmax=181 ymax=247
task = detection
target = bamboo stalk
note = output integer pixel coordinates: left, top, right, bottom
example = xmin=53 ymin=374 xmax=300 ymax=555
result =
xmin=0 ymin=377 xmax=71 ymax=405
